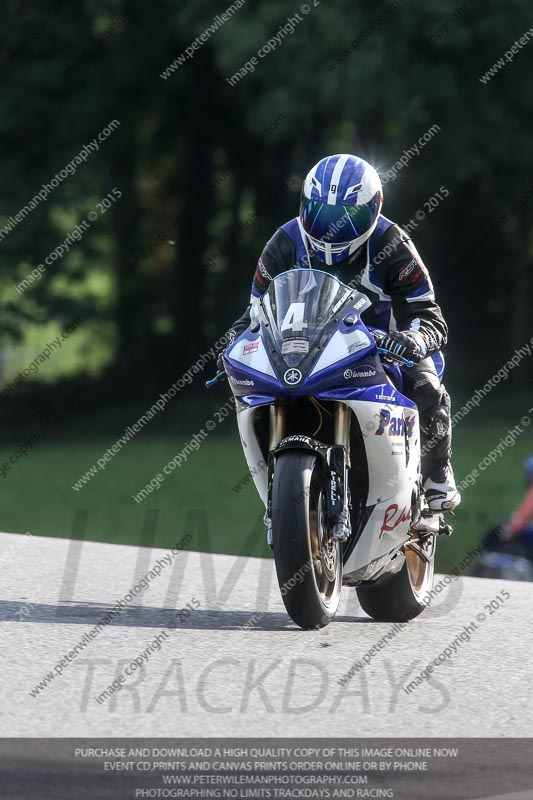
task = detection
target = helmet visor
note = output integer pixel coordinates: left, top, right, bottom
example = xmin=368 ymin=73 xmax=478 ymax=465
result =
xmin=301 ymin=195 xmax=380 ymax=245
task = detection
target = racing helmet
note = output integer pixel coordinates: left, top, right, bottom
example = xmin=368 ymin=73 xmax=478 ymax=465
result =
xmin=299 ymin=154 xmax=383 ymax=266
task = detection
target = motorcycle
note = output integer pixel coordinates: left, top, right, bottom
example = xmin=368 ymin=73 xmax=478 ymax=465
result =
xmin=207 ymin=268 xmax=451 ymax=629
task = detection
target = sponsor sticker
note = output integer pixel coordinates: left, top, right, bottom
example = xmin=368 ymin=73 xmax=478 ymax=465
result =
xmin=347 ymin=337 xmax=371 ymax=354
xmin=344 ymin=367 xmax=377 ymax=380
xmin=258 ymin=257 xmax=270 ymax=278
xmin=284 ymin=368 xmax=303 ymax=386
xmin=243 ymin=342 xmax=259 ymax=356
xmin=375 ymin=409 xmax=416 ymax=438
xmin=255 ymin=257 xmax=271 ymax=287
xmin=398 ymin=258 xmax=417 ymax=281
xmin=284 ymin=434 xmax=313 ymax=444
xmin=281 ymin=338 xmax=309 ymax=355
xmin=230 ymin=377 xmax=254 ymax=387
xmin=379 ymin=503 xmax=412 ymax=538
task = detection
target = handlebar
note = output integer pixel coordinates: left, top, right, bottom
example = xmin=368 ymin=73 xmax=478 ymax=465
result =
xmin=205 ymin=371 xmax=227 ymax=388
xmin=377 ymin=347 xmax=414 ymax=368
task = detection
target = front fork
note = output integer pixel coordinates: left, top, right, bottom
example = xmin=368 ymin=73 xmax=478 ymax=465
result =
xmin=269 ymin=405 xmax=286 ymax=451
xmin=265 ymin=406 xmax=285 ymax=547
xmin=267 ymin=402 xmax=350 ymax=451
xmin=266 ymin=402 xmax=352 ymax=543
xmin=331 ymin=403 xmax=351 ymax=541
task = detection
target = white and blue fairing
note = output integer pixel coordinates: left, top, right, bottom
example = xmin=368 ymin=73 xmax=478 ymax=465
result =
xmin=224 ymin=269 xmax=413 ymax=409
xmin=225 ymin=270 xmax=420 ymax=574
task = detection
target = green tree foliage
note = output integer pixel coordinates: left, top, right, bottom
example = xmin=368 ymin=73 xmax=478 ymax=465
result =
xmin=1 ymin=0 xmax=532 ymax=396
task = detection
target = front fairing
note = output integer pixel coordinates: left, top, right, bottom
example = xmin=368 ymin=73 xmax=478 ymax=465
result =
xmin=224 ymin=269 xmax=394 ymax=404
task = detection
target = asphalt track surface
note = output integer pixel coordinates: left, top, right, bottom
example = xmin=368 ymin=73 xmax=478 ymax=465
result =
xmin=1 ymin=530 xmax=532 ymax=739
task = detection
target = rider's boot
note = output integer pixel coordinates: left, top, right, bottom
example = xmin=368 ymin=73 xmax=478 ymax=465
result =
xmin=421 ymin=390 xmax=461 ymax=512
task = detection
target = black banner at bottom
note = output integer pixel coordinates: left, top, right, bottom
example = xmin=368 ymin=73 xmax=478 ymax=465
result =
xmin=0 ymin=738 xmax=532 ymax=800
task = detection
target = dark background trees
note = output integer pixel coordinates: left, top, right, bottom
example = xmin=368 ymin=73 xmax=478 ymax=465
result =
xmin=2 ymin=0 xmax=532 ymax=397
xmin=0 ymin=0 xmax=532 ymax=552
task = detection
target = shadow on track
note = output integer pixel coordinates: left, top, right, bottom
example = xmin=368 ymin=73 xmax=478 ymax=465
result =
xmin=0 ymin=599 xmax=371 ymax=630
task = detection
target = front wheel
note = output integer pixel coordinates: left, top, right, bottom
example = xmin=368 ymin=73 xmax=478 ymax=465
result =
xmin=356 ymin=534 xmax=435 ymax=621
xmin=272 ymin=450 xmax=342 ymax=629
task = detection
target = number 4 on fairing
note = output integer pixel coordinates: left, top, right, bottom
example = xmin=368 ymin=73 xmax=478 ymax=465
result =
xmin=280 ymin=302 xmax=308 ymax=333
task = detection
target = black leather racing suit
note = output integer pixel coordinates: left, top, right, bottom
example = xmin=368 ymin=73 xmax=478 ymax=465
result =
xmin=226 ymin=218 xmax=452 ymax=481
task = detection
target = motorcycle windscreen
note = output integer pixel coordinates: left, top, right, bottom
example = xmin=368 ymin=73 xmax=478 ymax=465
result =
xmin=261 ymin=269 xmax=362 ymax=365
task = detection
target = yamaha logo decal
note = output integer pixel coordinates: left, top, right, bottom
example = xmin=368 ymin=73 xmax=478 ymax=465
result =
xmin=284 ymin=368 xmax=303 ymax=386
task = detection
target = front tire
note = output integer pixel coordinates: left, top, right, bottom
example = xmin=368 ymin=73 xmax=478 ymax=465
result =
xmin=272 ymin=450 xmax=342 ymax=629
xmin=356 ymin=535 xmax=435 ymax=622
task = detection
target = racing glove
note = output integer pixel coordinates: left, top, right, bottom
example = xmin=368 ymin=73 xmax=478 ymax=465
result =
xmin=378 ymin=330 xmax=427 ymax=364
xmin=216 ymin=306 xmax=255 ymax=371
xmin=216 ymin=328 xmax=238 ymax=372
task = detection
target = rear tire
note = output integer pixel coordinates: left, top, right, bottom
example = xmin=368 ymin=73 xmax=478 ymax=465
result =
xmin=272 ymin=450 xmax=342 ymax=629
xmin=356 ymin=535 xmax=435 ymax=622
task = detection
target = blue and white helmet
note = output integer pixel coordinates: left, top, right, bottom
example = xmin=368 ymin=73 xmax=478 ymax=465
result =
xmin=300 ymin=154 xmax=383 ymax=266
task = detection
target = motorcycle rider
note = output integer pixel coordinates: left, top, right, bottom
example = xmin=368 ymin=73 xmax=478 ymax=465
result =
xmin=219 ymin=154 xmax=460 ymax=512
